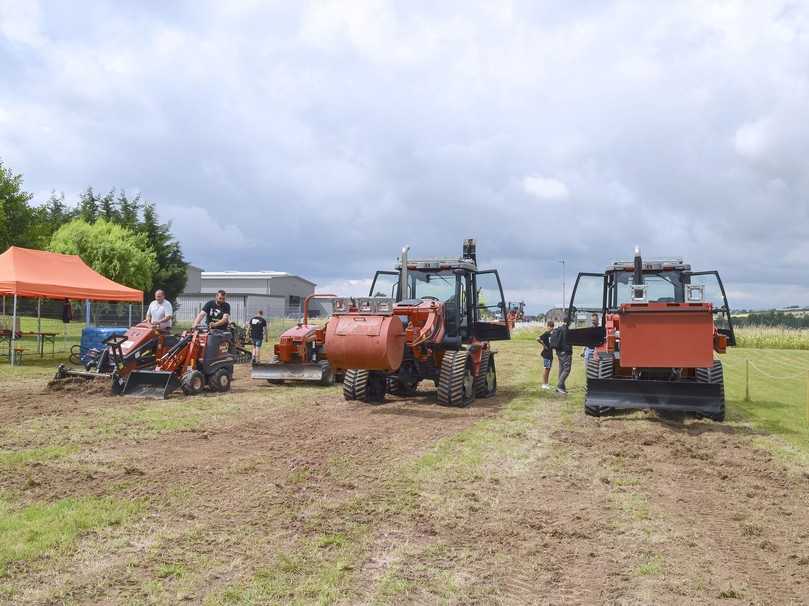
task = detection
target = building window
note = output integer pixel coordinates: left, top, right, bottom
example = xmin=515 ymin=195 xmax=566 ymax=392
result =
xmin=289 ymin=295 xmax=301 ymax=309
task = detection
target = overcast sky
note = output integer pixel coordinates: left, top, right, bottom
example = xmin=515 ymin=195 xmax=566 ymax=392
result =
xmin=1 ymin=1 xmax=808 ymax=311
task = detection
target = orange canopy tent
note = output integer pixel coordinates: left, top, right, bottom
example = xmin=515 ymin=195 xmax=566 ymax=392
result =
xmin=0 ymin=246 xmax=142 ymax=301
xmin=0 ymin=246 xmax=142 ymax=365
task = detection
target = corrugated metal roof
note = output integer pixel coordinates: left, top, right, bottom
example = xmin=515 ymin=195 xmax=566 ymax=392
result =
xmin=201 ymin=271 xmax=289 ymax=278
xmin=200 ymin=271 xmax=316 ymax=286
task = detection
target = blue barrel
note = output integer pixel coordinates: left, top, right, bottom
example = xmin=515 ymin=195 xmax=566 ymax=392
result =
xmin=80 ymin=327 xmax=128 ymax=365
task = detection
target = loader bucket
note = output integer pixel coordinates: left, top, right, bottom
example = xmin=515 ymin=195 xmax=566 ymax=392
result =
xmin=252 ymin=361 xmax=333 ymax=384
xmin=586 ymin=378 xmax=723 ymax=416
xmin=122 ymin=370 xmax=181 ymax=399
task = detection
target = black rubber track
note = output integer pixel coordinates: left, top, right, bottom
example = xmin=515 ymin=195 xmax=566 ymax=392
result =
xmin=473 ymin=350 xmax=497 ymax=398
xmin=342 ymin=369 xmax=369 ymax=401
xmin=437 ymin=350 xmax=474 ymax=407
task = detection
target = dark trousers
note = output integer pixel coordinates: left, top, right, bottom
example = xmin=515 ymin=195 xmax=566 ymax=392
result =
xmin=557 ymin=350 xmax=572 ymax=390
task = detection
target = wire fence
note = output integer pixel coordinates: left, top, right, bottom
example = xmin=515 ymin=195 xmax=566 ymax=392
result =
xmin=0 ymin=302 xmax=323 ymax=366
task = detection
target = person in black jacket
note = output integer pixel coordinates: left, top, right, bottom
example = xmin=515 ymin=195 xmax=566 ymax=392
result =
xmin=553 ymin=316 xmax=573 ymax=395
xmin=537 ymin=319 xmax=555 ymax=390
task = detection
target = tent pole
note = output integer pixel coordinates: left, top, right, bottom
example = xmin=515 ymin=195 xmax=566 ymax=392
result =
xmin=37 ymin=298 xmax=41 ymax=333
xmin=11 ymin=294 xmax=17 ymax=366
xmin=128 ymin=304 xmax=132 ymax=327
xmin=85 ymin=299 xmax=91 ymax=326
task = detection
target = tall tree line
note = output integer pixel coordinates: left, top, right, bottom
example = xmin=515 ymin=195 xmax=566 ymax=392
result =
xmin=1 ymin=160 xmax=188 ymax=302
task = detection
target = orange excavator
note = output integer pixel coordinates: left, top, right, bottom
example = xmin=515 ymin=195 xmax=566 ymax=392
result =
xmin=251 ymin=294 xmax=339 ymax=385
xmin=324 ymin=239 xmax=511 ymax=406
xmin=507 ymin=301 xmax=525 ymax=328
xmin=566 ymin=247 xmax=735 ymax=421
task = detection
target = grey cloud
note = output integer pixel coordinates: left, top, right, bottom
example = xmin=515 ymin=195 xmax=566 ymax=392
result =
xmin=1 ymin=1 xmax=808 ymax=311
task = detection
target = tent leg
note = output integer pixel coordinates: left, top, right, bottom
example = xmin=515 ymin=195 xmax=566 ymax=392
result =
xmin=11 ymin=294 xmax=17 ymax=366
xmin=37 ymin=298 xmax=41 ymax=333
xmin=128 ymin=304 xmax=132 ymax=327
xmin=85 ymin=299 xmax=91 ymax=326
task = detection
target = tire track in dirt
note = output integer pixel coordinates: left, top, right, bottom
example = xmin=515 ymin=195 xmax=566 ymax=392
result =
xmin=3 ymin=377 xmax=507 ymax=605
xmin=348 ymin=391 xmax=809 ymax=605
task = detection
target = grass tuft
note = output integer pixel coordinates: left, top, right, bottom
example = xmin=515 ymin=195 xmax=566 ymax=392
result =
xmin=0 ymin=496 xmax=143 ymax=575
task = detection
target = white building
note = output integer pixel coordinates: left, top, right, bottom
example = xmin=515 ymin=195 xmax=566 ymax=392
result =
xmin=176 ymin=269 xmax=325 ymax=325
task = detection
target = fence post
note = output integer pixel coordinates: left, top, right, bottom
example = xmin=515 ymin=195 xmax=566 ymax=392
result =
xmin=745 ymin=359 xmax=750 ymax=402
xmin=806 ymin=370 xmax=809 ymax=426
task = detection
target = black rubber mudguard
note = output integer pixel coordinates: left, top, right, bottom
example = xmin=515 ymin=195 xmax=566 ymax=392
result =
xmin=586 ymin=378 xmax=723 ymax=415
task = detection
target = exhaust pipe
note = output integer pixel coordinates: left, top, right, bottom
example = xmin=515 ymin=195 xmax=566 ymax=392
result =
xmin=632 ymin=245 xmax=645 ymax=300
xmin=399 ymin=245 xmax=410 ymax=302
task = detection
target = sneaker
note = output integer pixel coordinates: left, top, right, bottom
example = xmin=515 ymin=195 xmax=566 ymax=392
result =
xmin=541 ymin=384 xmax=550 ymax=390
xmin=556 ymin=387 xmax=567 ymax=395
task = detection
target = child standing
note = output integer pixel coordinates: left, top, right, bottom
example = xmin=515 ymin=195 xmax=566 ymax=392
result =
xmin=537 ymin=320 xmax=555 ymax=390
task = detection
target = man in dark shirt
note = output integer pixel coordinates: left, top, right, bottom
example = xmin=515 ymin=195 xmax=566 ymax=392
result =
xmin=193 ymin=290 xmax=231 ymax=329
xmin=248 ymin=310 xmax=268 ymax=363
xmin=554 ymin=316 xmax=573 ymax=395
xmin=537 ymin=319 xmax=555 ymax=390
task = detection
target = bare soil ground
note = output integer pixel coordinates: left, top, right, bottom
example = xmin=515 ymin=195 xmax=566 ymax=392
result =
xmin=1 ymin=341 xmax=808 ymax=605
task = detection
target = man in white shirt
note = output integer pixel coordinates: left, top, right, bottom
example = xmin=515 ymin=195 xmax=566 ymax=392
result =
xmin=145 ymin=289 xmax=173 ymax=331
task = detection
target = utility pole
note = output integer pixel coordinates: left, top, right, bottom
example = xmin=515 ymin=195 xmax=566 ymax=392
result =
xmin=559 ymin=259 xmax=566 ymax=309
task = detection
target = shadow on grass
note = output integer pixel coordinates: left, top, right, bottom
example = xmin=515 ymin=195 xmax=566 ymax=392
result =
xmin=597 ymin=406 xmax=770 ymax=438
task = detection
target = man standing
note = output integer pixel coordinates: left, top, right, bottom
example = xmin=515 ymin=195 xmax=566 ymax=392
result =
xmin=552 ymin=316 xmax=573 ymax=395
xmin=145 ymin=289 xmax=173 ymax=331
xmin=193 ymin=290 xmax=231 ymax=330
xmin=249 ymin=309 xmax=268 ymax=363
xmin=537 ymin=319 xmax=555 ymax=390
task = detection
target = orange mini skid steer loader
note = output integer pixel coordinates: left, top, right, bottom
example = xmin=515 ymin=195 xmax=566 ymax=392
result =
xmin=566 ymin=247 xmax=736 ymax=421
xmin=53 ymin=322 xmax=173 ymax=394
xmin=121 ymin=327 xmax=235 ymax=399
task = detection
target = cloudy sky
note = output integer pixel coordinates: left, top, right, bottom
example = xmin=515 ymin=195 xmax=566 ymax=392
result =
xmin=1 ymin=1 xmax=808 ymax=311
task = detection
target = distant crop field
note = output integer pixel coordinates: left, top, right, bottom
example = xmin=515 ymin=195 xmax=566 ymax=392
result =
xmin=734 ymin=326 xmax=809 ymax=350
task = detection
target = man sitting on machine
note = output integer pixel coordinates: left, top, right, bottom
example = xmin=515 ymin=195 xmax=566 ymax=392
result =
xmin=193 ymin=289 xmax=231 ymax=330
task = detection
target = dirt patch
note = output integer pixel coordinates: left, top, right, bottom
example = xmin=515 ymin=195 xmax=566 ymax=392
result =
xmin=3 ymin=349 xmax=809 ymax=605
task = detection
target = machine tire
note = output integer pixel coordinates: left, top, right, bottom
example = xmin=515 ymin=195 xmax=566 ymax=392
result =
xmin=585 ymin=352 xmax=614 ymax=417
xmin=343 ymin=369 xmax=369 ymax=401
xmin=209 ymin=368 xmax=232 ymax=392
xmin=320 ymin=363 xmax=336 ymax=386
xmin=111 ymin=371 xmax=125 ymax=396
xmin=181 ymin=370 xmax=205 ymax=396
xmin=696 ymin=359 xmax=725 ymax=422
xmin=437 ymin=350 xmax=475 ymax=407
xmin=474 ymin=350 xmax=497 ymax=398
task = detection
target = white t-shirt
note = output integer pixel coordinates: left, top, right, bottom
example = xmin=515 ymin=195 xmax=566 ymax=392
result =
xmin=147 ymin=300 xmax=173 ymax=328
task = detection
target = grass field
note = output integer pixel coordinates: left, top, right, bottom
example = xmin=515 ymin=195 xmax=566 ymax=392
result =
xmin=1 ymin=325 xmax=809 ymax=603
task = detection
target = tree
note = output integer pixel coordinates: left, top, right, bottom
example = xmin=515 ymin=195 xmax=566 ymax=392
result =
xmin=49 ymin=219 xmax=157 ymax=293
xmin=0 ymin=160 xmax=40 ymax=251
xmin=139 ymin=203 xmax=188 ymax=301
xmin=78 ymin=187 xmax=99 ymax=223
xmin=99 ymin=189 xmax=118 ymax=223
xmin=117 ymin=191 xmax=140 ymax=230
